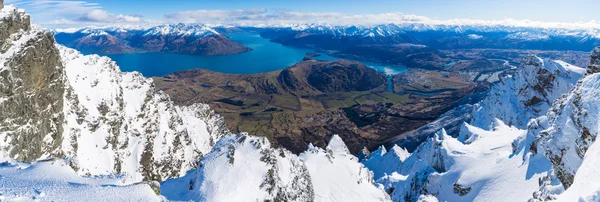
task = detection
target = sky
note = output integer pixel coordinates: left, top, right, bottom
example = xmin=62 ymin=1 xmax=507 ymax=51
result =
xmin=4 ymin=0 xmax=600 ymax=29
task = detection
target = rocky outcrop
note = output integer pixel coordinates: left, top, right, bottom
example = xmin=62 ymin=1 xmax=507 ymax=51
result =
xmin=0 ymin=6 xmax=229 ymax=183
xmin=0 ymin=5 xmax=64 ymax=162
xmin=587 ymin=46 xmax=600 ymax=75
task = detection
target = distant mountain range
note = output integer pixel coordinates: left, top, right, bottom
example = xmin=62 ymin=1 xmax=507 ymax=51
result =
xmin=54 ymin=22 xmax=600 ymax=57
xmin=53 ymin=23 xmax=251 ymax=55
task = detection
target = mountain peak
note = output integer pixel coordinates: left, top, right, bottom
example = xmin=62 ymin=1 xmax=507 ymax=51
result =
xmin=523 ymin=54 xmax=543 ymax=67
xmin=389 ymin=145 xmax=411 ymax=161
xmin=588 ymin=46 xmax=600 ymax=74
xmin=326 ymin=135 xmax=351 ymax=154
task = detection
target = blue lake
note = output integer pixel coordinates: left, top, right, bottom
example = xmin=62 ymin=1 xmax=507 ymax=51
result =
xmin=106 ymin=34 xmax=407 ymax=78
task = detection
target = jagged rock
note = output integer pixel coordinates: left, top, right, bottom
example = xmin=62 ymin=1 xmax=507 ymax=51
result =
xmin=453 ymin=183 xmax=472 ymax=196
xmin=0 ymin=7 xmax=64 ymax=162
xmin=0 ymin=6 xmax=229 ymax=183
xmin=587 ymin=46 xmax=600 ymax=75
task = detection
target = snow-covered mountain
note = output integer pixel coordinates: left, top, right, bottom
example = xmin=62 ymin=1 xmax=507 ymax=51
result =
xmin=360 ymin=49 xmax=600 ymax=201
xmin=0 ymin=4 xmax=228 ymax=183
xmin=469 ymin=56 xmax=585 ymax=130
xmin=53 ymin=23 xmax=251 ymax=55
xmin=54 ymin=23 xmax=219 ymax=39
xmin=161 ymin=134 xmax=391 ymax=202
xmin=277 ymin=23 xmax=600 ymax=40
xmin=260 ymin=23 xmax=600 ymax=52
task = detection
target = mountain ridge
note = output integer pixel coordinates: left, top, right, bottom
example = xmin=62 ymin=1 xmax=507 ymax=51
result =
xmin=53 ymin=23 xmax=252 ymax=55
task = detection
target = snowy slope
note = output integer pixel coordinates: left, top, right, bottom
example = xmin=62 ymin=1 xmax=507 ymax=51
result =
xmin=161 ymin=134 xmax=391 ymax=202
xmin=368 ymin=121 xmax=552 ymax=202
xmin=0 ymin=159 xmax=162 ymax=201
xmin=362 ymin=145 xmax=410 ymax=180
xmin=300 ymin=136 xmax=391 ymax=202
xmin=469 ymin=56 xmax=585 ymax=130
xmin=556 ymin=136 xmax=600 ymax=201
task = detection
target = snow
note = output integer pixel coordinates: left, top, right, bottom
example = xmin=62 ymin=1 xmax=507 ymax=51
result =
xmin=161 ymin=134 xmax=390 ymax=202
xmin=556 ymin=136 xmax=600 ymax=202
xmin=300 ymin=135 xmax=391 ymax=202
xmin=467 ymin=34 xmax=483 ymax=39
xmin=362 ymin=145 xmax=410 ymax=180
xmin=54 ymin=45 xmax=227 ymax=182
xmin=0 ymin=159 xmax=162 ymax=201
xmin=367 ymin=120 xmax=554 ymax=202
xmin=531 ymin=71 xmax=600 ymax=199
xmin=470 ymin=56 xmax=584 ymax=130
xmin=426 ymin=123 xmax=551 ymax=202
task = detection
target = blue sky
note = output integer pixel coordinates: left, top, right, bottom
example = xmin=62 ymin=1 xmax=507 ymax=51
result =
xmin=4 ymin=0 xmax=600 ymax=28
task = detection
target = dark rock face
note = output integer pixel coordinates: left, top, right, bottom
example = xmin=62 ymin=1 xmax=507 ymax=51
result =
xmin=70 ymin=34 xmax=135 ymax=54
xmin=0 ymin=7 xmax=30 ymax=44
xmin=279 ymin=60 xmax=386 ymax=96
xmin=588 ymin=46 xmax=600 ymax=75
xmin=0 ymin=11 xmax=65 ymax=162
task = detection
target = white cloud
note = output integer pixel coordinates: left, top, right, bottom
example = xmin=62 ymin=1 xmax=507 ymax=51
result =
xmin=163 ymin=9 xmax=600 ymax=30
xmin=5 ymin=0 xmax=145 ymax=27
xmin=76 ymin=9 xmax=141 ymax=23
xmin=6 ymin=0 xmax=101 ymax=17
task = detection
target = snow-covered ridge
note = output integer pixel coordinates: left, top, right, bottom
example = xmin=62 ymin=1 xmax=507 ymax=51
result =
xmin=53 ymin=23 xmax=220 ymax=38
xmin=58 ymin=46 xmax=228 ymax=182
xmin=266 ymin=23 xmax=600 ymax=40
xmin=469 ymin=56 xmax=585 ymax=130
xmin=161 ymin=134 xmax=391 ymax=202
xmin=143 ymin=23 xmax=219 ymax=37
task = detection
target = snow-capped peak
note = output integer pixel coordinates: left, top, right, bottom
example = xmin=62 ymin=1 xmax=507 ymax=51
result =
xmin=142 ymin=23 xmax=219 ymax=37
xmin=326 ymin=135 xmax=351 ymax=155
